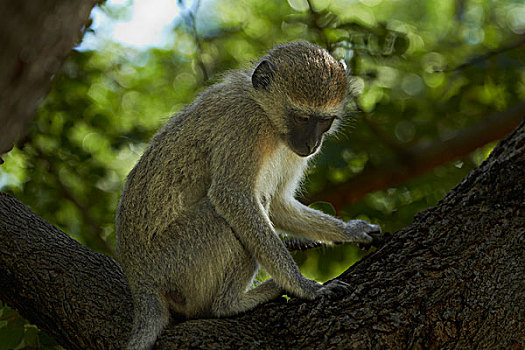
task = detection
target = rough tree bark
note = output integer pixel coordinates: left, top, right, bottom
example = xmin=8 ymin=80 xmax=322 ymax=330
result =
xmin=0 ymin=119 xmax=523 ymax=348
xmin=0 ymin=0 xmax=97 ymax=156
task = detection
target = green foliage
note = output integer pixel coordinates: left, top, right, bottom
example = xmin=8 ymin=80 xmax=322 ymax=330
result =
xmin=0 ymin=303 xmax=61 ymax=350
xmin=1 ymin=0 xmax=524 ymax=346
xmin=308 ymin=201 xmax=337 ymax=216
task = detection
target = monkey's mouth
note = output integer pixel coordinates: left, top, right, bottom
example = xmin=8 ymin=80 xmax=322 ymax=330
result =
xmin=287 ymin=137 xmax=320 ymax=157
xmin=295 ymin=152 xmax=311 ymax=157
xmin=293 ymin=147 xmax=318 ymax=157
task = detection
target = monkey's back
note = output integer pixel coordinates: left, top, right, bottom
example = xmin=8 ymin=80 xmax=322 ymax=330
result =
xmin=115 ymin=74 xmax=270 ymax=257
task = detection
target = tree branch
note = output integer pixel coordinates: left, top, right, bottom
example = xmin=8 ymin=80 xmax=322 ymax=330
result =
xmin=437 ymin=35 xmax=525 ymax=73
xmin=1 ymin=121 xmax=523 ymax=348
xmin=0 ymin=0 xmax=97 ymax=156
xmin=308 ymin=101 xmax=525 ymax=210
xmin=0 ymin=193 xmax=132 ymax=350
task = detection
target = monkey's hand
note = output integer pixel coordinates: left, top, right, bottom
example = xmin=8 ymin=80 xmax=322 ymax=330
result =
xmin=343 ymin=219 xmax=380 ymax=243
xmin=292 ymin=279 xmax=350 ymax=300
xmin=316 ymin=279 xmax=351 ymax=299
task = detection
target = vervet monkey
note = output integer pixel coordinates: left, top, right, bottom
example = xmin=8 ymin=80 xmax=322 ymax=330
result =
xmin=116 ymin=41 xmax=380 ymax=349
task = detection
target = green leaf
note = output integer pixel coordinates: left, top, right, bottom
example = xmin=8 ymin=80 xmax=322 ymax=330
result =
xmin=308 ymin=201 xmax=336 ymax=216
xmin=18 ymin=325 xmax=40 ymax=349
xmin=0 ymin=313 xmax=26 ymax=350
xmin=393 ymin=35 xmax=409 ymax=55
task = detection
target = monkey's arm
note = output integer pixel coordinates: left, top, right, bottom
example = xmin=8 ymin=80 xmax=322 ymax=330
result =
xmin=208 ymin=181 xmax=322 ymax=299
xmin=270 ymin=196 xmax=378 ymax=243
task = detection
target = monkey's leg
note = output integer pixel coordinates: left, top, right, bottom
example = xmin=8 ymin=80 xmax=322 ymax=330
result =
xmin=126 ymin=285 xmax=169 ymax=350
xmin=152 ymin=198 xmax=274 ymax=319
xmin=212 ymin=276 xmax=283 ymax=317
xmin=172 ymin=200 xmax=284 ymax=318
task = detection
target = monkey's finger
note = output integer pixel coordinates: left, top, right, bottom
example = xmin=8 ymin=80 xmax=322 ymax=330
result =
xmin=316 ymin=279 xmax=351 ymax=299
xmin=359 ymin=231 xmax=392 ymax=250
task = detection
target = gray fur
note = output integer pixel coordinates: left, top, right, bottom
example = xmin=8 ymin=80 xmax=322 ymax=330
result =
xmin=116 ymin=42 xmax=380 ymax=350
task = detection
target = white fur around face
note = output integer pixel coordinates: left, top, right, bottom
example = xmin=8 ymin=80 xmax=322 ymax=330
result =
xmin=255 ymin=143 xmax=308 ymax=213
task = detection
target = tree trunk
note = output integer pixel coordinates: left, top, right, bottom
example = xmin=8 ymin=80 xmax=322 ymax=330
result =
xmin=1 ymin=120 xmax=524 ymax=349
xmin=0 ymin=0 xmax=96 ymax=155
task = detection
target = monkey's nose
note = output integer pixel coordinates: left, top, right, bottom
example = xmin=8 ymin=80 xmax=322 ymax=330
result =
xmin=306 ymin=141 xmax=320 ymax=154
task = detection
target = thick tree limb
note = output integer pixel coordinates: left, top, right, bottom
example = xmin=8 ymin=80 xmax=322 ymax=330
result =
xmin=309 ymin=102 xmax=525 ymax=210
xmin=0 ymin=0 xmax=97 ymax=156
xmin=1 ymin=121 xmax=524 ymax=349
xmin=0 ymin=194 xmax=132 ymax=349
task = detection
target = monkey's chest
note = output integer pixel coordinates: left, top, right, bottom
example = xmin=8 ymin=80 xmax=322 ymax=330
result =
xmin=254 ymin=145 xmax=305 ymax=212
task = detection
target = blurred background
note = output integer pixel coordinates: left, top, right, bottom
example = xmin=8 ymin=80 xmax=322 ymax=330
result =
xmin=1 ymin=0 xmax=524 ymax=347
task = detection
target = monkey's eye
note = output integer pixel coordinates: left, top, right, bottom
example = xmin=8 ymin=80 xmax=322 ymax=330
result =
xmin=294 ymin=114 xmax=309 ymax=124
xmin=319 ymin=117 xmax=335 ymax=125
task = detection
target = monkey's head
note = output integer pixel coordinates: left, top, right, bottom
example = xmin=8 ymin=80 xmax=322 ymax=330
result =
xmin=251 ymin=42 xmax=350 ymax=157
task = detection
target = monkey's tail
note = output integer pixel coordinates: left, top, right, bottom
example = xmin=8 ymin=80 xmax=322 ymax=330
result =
xmin=126 ymin=289 xmax=170 ymax=350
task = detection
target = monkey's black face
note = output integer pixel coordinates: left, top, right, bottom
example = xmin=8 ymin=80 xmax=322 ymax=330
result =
xmin=286 ymin=112 xmax=336 ymax=157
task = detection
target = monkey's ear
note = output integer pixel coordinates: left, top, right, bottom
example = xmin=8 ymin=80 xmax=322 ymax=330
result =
xmin=252 ymin=60 xmax=277 ymax=90
xmin=339 ymin=59 xmax=348 ymax=71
